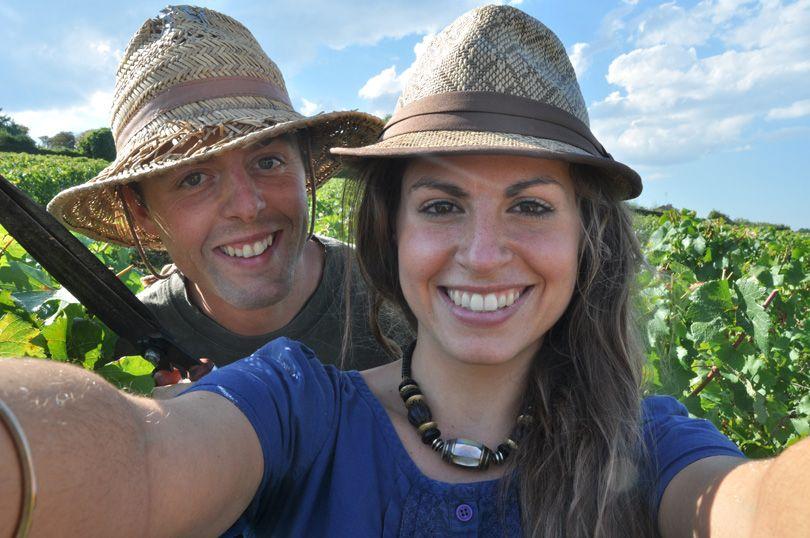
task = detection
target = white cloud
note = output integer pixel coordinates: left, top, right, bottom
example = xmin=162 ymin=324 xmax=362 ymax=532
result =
xmin=568 ymin=42 xmax=591 ymax=77
xmin=590 ymin=0 xmax=810 ymax=166
xmin=359 ymin=66 xmax=402 ymax=100
xmin=767 ymin=99 xmax=810 ymax=120
xmin=6 ymin=91 xmax=113 ymax=139
xmin=634 ymin=2 xmax=714 ymax=47
xmin=299 ymin=98 xmax=321 ymax=116
xmin=358 ymin=33 xmax=435 ymax=104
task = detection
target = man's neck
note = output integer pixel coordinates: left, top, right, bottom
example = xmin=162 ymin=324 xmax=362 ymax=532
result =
xmin=187 ymin=238 xmax=325 ymax=336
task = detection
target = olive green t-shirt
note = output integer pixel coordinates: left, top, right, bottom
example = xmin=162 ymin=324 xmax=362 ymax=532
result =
xmin=128 ymin=236 xmax=411 ymax=370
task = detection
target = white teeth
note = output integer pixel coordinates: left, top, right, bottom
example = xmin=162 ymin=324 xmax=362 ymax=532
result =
xmin=484 ymin=294 xmax=498 ymax=311
xmin=221 ymin=234 xmax=273 ymax=258
xmin=447 ymin=287 xmax=523 ymax=312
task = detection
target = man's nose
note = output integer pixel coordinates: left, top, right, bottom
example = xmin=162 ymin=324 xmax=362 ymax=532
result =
xmin=222 ymin=168 xmax=266 ymax=221
xmin=454 ymin=213 xmax=513 ymax=275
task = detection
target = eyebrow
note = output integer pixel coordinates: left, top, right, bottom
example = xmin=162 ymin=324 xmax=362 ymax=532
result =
xmin=504 ymin=177 xmax=563 ymax=197
xmin=409 ymin=176 xmax=564 ymax=199
xmin=409 ymin=177 xmax=468 ymax=198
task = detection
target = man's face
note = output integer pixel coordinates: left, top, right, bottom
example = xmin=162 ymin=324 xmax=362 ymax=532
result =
xmin=129 ymin=136 xmax=310 ymax=310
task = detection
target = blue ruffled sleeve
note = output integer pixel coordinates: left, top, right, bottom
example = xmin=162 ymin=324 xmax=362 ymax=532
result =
xmin=182 ymin=337 xmax=340 ymax=536
xmin=642 ymin=395 xmax=746 ymax=515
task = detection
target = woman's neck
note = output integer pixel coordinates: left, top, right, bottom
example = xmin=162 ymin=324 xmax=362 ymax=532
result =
xmin=407 ymin=334 xmax=535 ymax=449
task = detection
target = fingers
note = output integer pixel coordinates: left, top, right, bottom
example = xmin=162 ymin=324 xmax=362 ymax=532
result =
xmin=151 ymin=358 xmax=213 ymax=400
xmin=188 ymin=358 xmax=214 ymax=382
xmin=153 ymin=367 xmax=182 ymax=387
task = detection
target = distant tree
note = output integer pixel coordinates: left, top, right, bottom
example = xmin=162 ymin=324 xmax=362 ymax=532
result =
xmin=47 ymin=131 xmax=76 ymax=150
xmin=708 ymin=210 xmax=731 ymax=222
xmin=0 ymin=108 xmax=30 ymax=136
xmin=76 ymin=128 xmax=116 ymax=161
xmin=0 ymin=109 xmax=37 ymax=153
xmin=0 ymin=131 xmax=38 ymax=153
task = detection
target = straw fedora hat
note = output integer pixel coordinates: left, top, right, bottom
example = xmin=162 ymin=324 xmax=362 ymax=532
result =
xmin=332 ymin=4 xmax=641 ymax=200
xmin=48 ymin=5 xmax=383 ymax=248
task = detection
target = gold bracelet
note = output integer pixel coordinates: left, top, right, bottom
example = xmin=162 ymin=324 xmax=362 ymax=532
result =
xmin=0 ymin=398 xmax=36 ymax=537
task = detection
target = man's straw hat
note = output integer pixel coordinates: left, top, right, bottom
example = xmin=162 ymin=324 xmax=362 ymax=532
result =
xmin=333 ymin=4 xmax=642 ymax=199
xmin=48 ymin=5 xmax=383 ymax=248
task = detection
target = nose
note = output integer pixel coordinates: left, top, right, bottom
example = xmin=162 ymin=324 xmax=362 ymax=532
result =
xmin=221 ymin=167 xmax=266 ymax=222
xmin=454 ymin=212 xmax=513 ymax=275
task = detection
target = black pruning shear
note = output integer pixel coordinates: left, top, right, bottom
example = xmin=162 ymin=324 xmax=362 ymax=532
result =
xmin=0 ymin=174 xmax=199 ymax=372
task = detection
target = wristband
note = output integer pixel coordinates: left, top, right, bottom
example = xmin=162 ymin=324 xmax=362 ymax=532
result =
xmin=0 ymin=398 xmax=36 ymax=537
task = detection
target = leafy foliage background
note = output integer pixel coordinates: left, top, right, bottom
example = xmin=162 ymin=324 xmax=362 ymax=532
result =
xmin=0 ymin=153 xmax=807 ymax=457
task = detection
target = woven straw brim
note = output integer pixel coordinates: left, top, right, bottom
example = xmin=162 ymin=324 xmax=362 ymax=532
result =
xmin=333 ymin=130 xmax=642 ymax=200
xmin=48 ymin=108 xmax=383 ymax=249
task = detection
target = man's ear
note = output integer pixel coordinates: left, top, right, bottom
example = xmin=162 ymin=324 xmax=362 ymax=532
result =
xmin=119 ymin=184 xmax=160 ymax=237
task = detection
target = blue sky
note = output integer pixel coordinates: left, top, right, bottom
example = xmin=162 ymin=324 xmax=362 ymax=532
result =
xmin=1 ymin=0 xmax=808 ymax=229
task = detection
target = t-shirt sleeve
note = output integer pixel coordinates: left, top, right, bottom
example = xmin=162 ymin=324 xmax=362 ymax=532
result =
xmin=642 ymin=395 xmax=746 ymax=516
xmin=182 ymin=337 xmax=340 ymax=535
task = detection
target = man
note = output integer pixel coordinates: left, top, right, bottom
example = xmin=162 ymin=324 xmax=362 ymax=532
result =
xmin=47 ymin=6 xmax=408 ymax=373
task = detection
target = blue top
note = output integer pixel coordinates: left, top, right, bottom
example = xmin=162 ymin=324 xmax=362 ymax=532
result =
xmin=186 ymin=338 xmax=745 ymax=537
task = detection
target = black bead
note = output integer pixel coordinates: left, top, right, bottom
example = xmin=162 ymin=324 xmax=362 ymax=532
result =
xmin=420 ymin=427 xmax=441 ymax=444
xmin=398 ymin=378 xmax=416 ymax=391
xmin=399 ymin=386 xmax=421 ymax=402
xmin=497 ymin=443 xmax=512 ymax=457
xmin=407 ymin=402 xmax=432 ymax=427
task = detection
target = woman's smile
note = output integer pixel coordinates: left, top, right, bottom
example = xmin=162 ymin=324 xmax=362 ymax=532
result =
xmin=438 ymin=285 xmax=534 ymax=327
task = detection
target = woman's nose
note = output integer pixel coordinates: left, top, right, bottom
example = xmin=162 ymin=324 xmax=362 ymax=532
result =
xmin=454 ymin=214 xmax=513 ymax=275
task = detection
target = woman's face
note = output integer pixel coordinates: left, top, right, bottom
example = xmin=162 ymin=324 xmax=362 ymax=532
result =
xmin=396 ymin=154 xmax=581 ymax=367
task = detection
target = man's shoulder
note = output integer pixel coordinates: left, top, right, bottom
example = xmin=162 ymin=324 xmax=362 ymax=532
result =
xmin=316 ymin=234 xmax=351 ymax=257
xmin=136 ymin=271 xmax=182 ymax=308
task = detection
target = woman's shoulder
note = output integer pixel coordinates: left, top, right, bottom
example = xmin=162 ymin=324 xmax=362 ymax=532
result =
xmin=640 ymin=394 xmax=745 ymax=514
xmin=641 ymin=394 xmax=743 ymax=459
xmin=185 ymin=337 xmax=353 ymax=441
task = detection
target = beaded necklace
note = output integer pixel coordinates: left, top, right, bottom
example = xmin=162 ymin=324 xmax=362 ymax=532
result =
xmin=398 ymin=342 xmax=533 ymax=470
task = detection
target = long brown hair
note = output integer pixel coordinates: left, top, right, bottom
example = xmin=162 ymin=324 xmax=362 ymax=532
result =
xmin=345 ymin=158 xmax=655 ymax=537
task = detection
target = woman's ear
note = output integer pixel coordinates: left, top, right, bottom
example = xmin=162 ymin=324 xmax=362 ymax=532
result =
xmin=119 ymin=184 xmax=160 ymax=237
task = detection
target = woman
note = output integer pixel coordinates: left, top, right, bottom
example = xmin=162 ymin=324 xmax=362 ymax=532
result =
xmin=1 ymin=5 xmax=808 ymax=538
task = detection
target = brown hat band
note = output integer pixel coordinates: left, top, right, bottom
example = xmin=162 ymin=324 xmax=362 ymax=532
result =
xmin=383 ymin=91 xmax=611 ymax=159
xmin=116 ymin=76 xmax=293 ymax=152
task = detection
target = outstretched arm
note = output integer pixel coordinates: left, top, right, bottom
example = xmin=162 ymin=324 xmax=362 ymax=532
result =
xmin=659 ymin=438 xmax=810 ymax=537
xmin=0 ymin=358 xmax=262 ymax=537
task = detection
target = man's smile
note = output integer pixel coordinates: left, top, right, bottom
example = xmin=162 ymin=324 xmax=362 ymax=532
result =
xmin=217 ymin=232 xmax=276 ymax=259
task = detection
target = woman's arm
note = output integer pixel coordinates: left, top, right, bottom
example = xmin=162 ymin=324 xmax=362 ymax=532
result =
xmin=658 ymin=438 xmax=810 ymax=537
xmin=0 ymin=358 xmax=262 ymax=537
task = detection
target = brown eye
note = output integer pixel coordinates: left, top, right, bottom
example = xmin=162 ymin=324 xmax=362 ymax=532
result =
xmin=510 ymin=199 xmax=552 ymax=216
xmin=180 ymin=172 xmax=205 ymax=187
xmin=422 ymin=201 xmax=460 ymax=215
